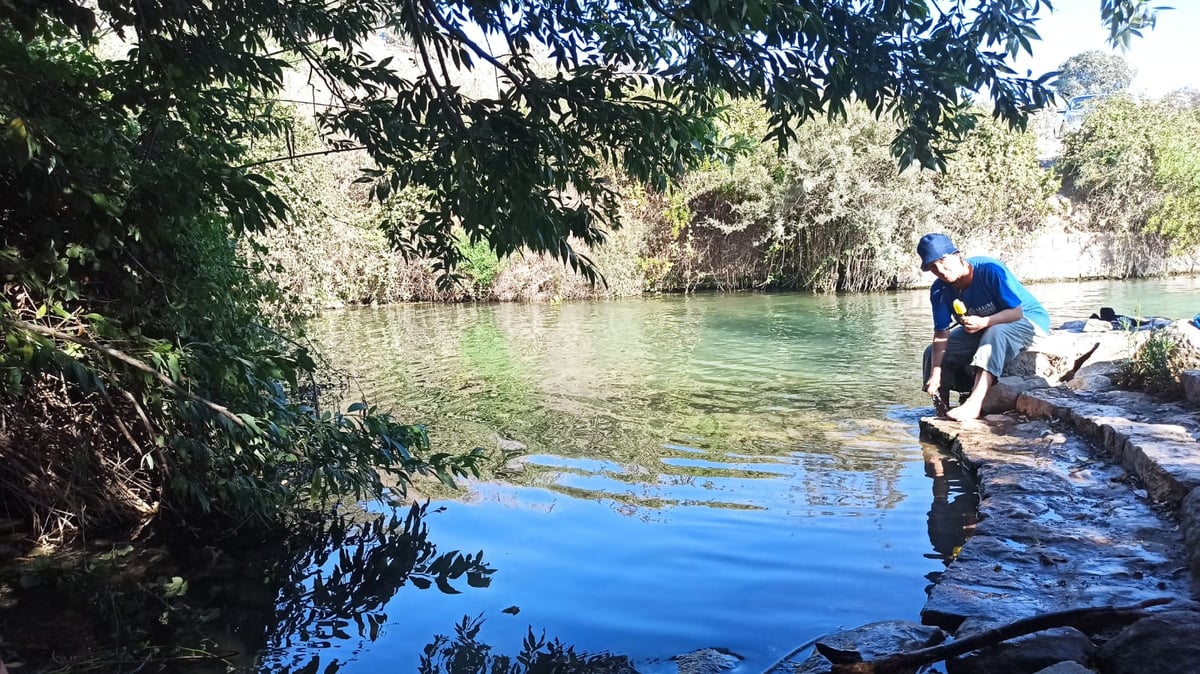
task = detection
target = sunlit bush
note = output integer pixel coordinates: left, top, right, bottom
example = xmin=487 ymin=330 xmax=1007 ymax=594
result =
xmin=630 ymin=102 xmax=1055 ymax=292
xmin=1059 ymin=97 xmax=1200 ymax=250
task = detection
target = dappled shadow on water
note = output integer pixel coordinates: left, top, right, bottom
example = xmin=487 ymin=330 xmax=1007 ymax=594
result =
xmin=251 ymin=502 xmax=491 ymax=671
xmin=417 ymin=615 xmax=637 ymax=674
xmin=236 ymin=502 xmax=634 ymax=674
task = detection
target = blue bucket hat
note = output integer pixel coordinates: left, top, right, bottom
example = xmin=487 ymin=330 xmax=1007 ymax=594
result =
xmin=917 ymin=233 xmax=959 ymax=271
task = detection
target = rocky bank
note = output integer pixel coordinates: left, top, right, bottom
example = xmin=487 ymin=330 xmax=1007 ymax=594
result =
xmin=767 ymin=319 xmax=1200 ymax=674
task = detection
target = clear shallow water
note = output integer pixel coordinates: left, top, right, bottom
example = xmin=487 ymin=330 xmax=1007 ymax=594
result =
xmin=265 ymin=276 xmax=1200 ymax=673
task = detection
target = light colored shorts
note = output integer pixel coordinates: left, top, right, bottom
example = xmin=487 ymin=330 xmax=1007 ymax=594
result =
xmin=922 ymin=319 xmax=1042 ymax=393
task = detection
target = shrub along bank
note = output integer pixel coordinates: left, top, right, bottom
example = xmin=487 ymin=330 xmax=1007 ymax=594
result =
xmin=1059 ymin=95 xmax=1200 ymax=253
xmin=257 ymin=96 xmax=1200 ymax=305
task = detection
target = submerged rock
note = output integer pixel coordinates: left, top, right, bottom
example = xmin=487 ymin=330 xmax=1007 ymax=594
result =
xmin=671 ymin=647 xmax=742 ymax=674
xmin=772 ymin=621 xmax=944 ymax=674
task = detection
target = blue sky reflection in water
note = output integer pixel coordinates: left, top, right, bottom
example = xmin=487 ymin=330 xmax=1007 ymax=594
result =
xmin=280 ymin=277 xmax=1200 ymax=673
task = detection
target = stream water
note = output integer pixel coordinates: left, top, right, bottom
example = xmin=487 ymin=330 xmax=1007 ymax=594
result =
xmin=252 ymin=276 xmax=1200 ymax=673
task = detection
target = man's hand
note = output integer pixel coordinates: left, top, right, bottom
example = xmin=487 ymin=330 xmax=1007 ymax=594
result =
xmin=962 ymin=306 xmax=1022 ymax=333
xmin=925 ymin=371 xmax=942 ymax=396
xmin=959 ymin=314 xmax=989 ymax=334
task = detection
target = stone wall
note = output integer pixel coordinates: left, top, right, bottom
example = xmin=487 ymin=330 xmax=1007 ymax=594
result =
xmin=1005 ymin=227 xmax=1200 ymax=282
xmin=898 ymin=223 xmax=1200 ymax=288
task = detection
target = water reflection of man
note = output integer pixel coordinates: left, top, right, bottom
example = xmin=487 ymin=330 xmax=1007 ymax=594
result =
xmin=923 ymin=449 xmax=977 ymax=565
xmin=917 ymin=233 xmax=1050 ymax=421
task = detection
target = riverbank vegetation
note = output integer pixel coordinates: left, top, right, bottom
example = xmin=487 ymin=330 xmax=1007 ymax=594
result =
xmin=1060 ymin=95 xmax=1200 ymax=253
xmin=256 ymin=85 xmax=1200 ymax=302
xmin=254 ymin=101 xmax=1056 ymax=301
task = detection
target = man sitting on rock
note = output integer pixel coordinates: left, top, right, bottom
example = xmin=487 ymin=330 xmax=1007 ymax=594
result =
xmin=919 ymin=233 xmax=1050 ymax=421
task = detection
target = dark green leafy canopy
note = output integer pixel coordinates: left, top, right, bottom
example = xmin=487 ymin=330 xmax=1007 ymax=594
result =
xmin=332 ymin=0 xmax=1070 ymax=274
xmin=3 ymin=0 xmax=1157 ymax=278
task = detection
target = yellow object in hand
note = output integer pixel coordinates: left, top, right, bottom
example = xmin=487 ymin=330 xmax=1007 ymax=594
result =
xmin=953 ymin=299 xmax=967 ymax=316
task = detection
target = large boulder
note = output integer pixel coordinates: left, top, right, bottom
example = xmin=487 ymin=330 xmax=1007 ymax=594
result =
xmin=1094 ymin=611 xmax=1200 ymax=674
xmin=1004 ymin=329 xmax=1141 ymax=385
xmin=980 ymin=327 xmax=1144 ymax=413
xmin=947 ymin=627 xmax=1095 ymax=674
xmin=1158 ymin=320 xmax=1200 ymax=366
xmin=967 ymin=319 xmax=1195 ymax=415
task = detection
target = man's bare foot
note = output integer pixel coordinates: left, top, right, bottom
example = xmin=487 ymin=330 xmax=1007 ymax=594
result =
xmin=946 ymin=404 xmax=982 ymax=422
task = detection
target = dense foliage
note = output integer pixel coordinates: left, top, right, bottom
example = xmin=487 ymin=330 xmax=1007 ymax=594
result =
xmin=0 ymin=4 xmax=486 ymax=536
xmin=1059 ymin=96 xmax=1200 ymax=254
xmin=0 ymin=0 xmax=1161 ymax=536
xmin=1054 ymin=50 xmax=1135 ymax=101
xmin=626 ymin=103 xmax=1055 ymax=293
xmin=247 ymin=115 xmax=456 ymax=313
xmin=255 ymin=102 xmax=1057 ymax=300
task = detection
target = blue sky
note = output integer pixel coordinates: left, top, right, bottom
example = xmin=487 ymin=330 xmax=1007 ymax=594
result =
xmin=1010 ymin=2 xmax=1200 ymax=97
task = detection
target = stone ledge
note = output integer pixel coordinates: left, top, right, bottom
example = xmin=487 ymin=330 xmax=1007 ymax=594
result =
xmin=976 ymin=318 xmax=1200 ymax=417
xmin=1016 ymin=387 xmax=1200 ymax=589
xmin=980 ymin=326 xmax=1144 ymax=415
xmin=1016 ymin=388 xmax=1200 ymax=508
xmin=1183 ymin=369 xmax=1200 ymax=405
xmin=918 ymin=409 xmax=1197 ymax=673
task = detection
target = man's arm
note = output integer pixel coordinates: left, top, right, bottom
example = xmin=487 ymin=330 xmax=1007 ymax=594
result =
xmin=925 ymin=329 xmax=950 ymax=395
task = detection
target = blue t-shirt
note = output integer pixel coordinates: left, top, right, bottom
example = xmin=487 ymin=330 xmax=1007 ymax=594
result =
xmin=930 ymin=256 xmax=1050 ymax=333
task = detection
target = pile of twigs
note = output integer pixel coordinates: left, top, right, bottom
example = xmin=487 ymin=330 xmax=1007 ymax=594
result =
xmin=0 ymin=371 xmax=163 ymax=543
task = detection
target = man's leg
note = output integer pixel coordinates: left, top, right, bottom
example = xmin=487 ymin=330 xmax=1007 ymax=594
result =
xmin=923 ymin=327 xmax=980 ymax=402
xmin=947 ymin=368 xmax=994 ymax=421
xmin=947 ymin=319 xmax=1038 ymax=421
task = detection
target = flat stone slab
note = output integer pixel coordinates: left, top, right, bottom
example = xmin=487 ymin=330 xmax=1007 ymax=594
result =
xmin=1018 ymin=388 xmax=1200 ymax=508
xmin=919 ymin=414 xmax=1192 ymax=636
xmin=1016 ymin=387 xmax=1200 ymax=588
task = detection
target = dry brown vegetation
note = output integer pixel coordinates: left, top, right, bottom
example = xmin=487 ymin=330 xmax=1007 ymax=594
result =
xmin=0 ymin=372 xmax=163 ymax=543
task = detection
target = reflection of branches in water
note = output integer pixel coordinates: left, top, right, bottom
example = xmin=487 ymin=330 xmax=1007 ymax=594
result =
xmin=419 ymin=614 xmax=638 ymax=674
xmin=263 ymin=502 xmax=495 ymax=669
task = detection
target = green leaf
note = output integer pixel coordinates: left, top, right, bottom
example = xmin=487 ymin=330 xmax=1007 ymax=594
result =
xmin=162 ymin=576 xmax=189 ymax=598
